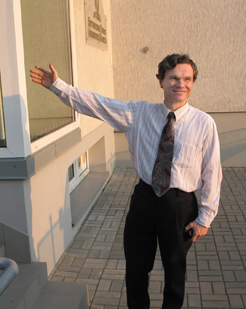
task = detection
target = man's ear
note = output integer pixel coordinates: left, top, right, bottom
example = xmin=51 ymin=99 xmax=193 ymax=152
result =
xmin=159 ymin=79 xmax=163 ymax=88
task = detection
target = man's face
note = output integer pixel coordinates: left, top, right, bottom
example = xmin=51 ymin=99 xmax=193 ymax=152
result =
xmin=160 ymin=64 xmax=194 ymax=107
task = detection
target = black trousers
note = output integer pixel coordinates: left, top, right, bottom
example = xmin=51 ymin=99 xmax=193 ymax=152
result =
xmin=124 ymin=179 xmax=198 ymax=309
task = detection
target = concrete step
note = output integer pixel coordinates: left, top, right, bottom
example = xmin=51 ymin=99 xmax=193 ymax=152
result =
xmin=0 ymin=262 xmax=47 ymax=309
xmin=33 ymin=281 xmax=88 ymax=309
xmin=0 ymin=243 xmax=5 ymax=257
xmin=0 ymin=262 xmax=89 ymax=309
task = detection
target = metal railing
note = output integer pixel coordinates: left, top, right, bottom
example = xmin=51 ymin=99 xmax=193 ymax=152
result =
xmin=0 ymin=257 xmax=19 ymax=295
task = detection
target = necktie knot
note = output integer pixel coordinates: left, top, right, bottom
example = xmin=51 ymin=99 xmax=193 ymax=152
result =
xmin=168 ymin=112 xmax=175 ymax=121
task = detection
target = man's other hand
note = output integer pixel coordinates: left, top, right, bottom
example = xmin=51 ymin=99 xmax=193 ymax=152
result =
xmin=185 ymin=221 xmax=209 ymax=242
xmin=30 ymin=63 xmax=58 ymax=89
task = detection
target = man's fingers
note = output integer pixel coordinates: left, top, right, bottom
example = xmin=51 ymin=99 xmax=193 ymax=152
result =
xmin=185 ymin=222 xmax=193 ymax=232
xmin=30 ymin=71 xmax=42 ymax=79
xmin=31 ymin=78 xmax=42 ymax=85
xmin=30 ymin=64 xmax=58 ymax=88
xmin=49 ymin=63 xmax=56 ymax=73
xmin=34 ymin=65 xmax=50 ymax=74
xmin=30 ymin=69 xmax=42 ymax=76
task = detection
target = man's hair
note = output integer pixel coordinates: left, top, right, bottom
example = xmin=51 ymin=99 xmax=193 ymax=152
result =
xmin=156 ymin=53 xmax=198 ymax=82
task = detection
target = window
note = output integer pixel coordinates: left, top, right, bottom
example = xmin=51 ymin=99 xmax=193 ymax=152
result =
xmin=69 ymin=153 xmax=89 ymax=193
xmin=20 ymin=0 xmax=75 ymax=142
xmin=0 ymin=74 xmax=6 ymax=147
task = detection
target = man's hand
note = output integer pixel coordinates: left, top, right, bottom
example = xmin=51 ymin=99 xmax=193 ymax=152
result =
xmin=30 ymin=63 xmax=58 ymax=89
xmin=185 ymin=221 xmax=209 ymax=242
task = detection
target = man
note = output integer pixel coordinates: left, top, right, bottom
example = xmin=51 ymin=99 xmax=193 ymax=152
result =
xmin=30 ymin=54 xmax=222 ymax=309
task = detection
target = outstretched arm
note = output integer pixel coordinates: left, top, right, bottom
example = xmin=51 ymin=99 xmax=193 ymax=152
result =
xmin=30 ymin=63 xmax=58 ymax=89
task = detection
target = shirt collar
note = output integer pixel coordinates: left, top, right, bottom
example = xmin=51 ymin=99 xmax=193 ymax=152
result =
xmin=163 ymin=102 xmax=189 ymax=122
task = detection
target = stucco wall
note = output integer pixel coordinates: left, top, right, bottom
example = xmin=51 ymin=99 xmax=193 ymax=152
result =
xmin=111 ymin=0 xmax=246 ymax=113
xmin=29 ymin=122 xmax=115 ymax=274
xmin=74 ymin=0 xmax=115 ymax=137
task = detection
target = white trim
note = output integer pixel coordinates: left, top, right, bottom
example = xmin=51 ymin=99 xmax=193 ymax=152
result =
xmin=0 ymin=0 xmax=31 ymax=158
xmin=31 ymin=120 xmax=79 ymax=153
xmin=69 ymin=0 xmax=80 ymax=126
xmin=69 ymin=0 xmax=78 ymax=88
xmin=0 ymin=0 xmax=80 ymax=157
xmin=69 ymin=152 xmax=89 ymax=193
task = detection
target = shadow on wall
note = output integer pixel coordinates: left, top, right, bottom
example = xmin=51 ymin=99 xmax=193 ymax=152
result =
xmin=219 ymin=128 xmax=246 ymax=166
xmin=36 ymin=174 xmax=72 ymax=273
xmin=0 ymin=94 xmax=35 ymax=264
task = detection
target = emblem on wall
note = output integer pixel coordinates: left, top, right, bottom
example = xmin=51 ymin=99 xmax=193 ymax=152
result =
xmin=85 ymin=0 xmax=108 ymax=50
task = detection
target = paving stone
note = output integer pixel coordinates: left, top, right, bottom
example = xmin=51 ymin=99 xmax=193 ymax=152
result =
xmin=60 ymin=256 xmax=75 ymax=266
xmin=97 ymin=279 xmax=111 ymax=291
xmin=235 ymin=270 xmax=246 ymax=281
xmin=149 ymin=281 xmax=162 ymax=293
xmin=93 ymin=291 xmax=121 ymax=306
xmin=102 ymin=269 xmax=125 ymax=280
xmin=72 ymin=257 xmax=85 ymax=268
xmin=90 ymin=268 xmax=103 ymax=279
xmin=78 ymin=267 xmax=92 ymax=279
xmin=88 ymin=249 xmax=101 ymax=258
xmin=55 ymin=270 xmax=79 ymax=278
xmin=228 ymin=295 xmax=244 ymax=308
xmin=200 ymin=282 xmax=213 ymax=294
xmin=222 ymin=271 xmax=236 ymax=282
xmin=187 ymin=294 xmax=201 ymax=307
xmin=106 ymin=259 xmax=118 ymax=269
xmin=212 ymin=282 xmax=226 ymax=294
xmin=50 ymin=276 xmax=64 ymax=282
xmin=242 ymin=294 xmax=246 ymax=308
xmin=117 ymin=260 xmax=126 ymax=270
xmin=110 ymin=280 xmax=124 ymax=292
xmin=202 ymin=297 xmax=230 ymax=308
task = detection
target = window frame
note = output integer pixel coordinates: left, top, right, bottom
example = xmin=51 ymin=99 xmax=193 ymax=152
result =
xmin=69 ymin=152 xmax=89 ymax=193
xmin=0 ymin=0 xmax=79 ymax=159
xmin=30 ymin=0 xmax=79 ymax=154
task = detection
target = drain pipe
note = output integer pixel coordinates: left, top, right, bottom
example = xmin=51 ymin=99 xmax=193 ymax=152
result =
xmin=0 ymin=257 xmax=19 ymax=295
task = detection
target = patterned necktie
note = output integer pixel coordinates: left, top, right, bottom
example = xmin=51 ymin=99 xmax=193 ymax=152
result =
xmin=151 ymin=112 xmax=175 ymax=197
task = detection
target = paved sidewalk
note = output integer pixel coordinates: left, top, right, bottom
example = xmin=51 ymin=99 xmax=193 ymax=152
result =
xmin=50 ymin=167 xmax=246 ymax=309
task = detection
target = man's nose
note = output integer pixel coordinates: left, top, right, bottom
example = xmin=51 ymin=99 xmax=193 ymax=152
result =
xmin=176 ymin=79 xmax=184 ymax=87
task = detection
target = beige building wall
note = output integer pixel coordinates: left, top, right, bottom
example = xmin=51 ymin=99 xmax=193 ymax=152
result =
xmin=29 ymin=124 xmax=115 ymax=273
xmin=111 ymin=0 xmax=246 ymax=166
xmin=111 ymin=0 xmax=246 ymax=112
xmin=74 ymin=0 xmax=114 ymax=137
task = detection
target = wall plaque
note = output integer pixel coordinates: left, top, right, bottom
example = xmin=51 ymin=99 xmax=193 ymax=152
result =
xmin=85 ymin=0 xmax=108 ymax=50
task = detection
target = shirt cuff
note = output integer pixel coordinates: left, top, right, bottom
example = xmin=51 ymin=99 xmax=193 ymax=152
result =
xmin=195 ymin=215 xmax=211 ymax=228
xmin=49 ymin=78 xmax=69 ymax=96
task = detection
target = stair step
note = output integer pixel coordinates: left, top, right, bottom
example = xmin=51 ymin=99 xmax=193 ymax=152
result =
xmin=0 ymin=262 xmax=47 ymax=309
xmin=33 ymin=282 xmax=88 ymax=309
xmin=0 ymin=262 xmax=89 ymax=309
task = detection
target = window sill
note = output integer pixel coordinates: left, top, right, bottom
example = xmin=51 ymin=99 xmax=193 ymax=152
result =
xmin=70 ymin=171 xmax=109 ymax=227
xmin=0 ymin=128 xmax=81 ymax=179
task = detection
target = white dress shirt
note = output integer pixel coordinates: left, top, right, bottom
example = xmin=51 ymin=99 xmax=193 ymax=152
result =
xmin=50 ymin=78 xmax=222 ymax=228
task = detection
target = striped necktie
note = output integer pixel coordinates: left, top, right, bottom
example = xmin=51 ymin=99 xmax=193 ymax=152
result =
xmin=151 ymin=112 xmax=175 ymax=197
